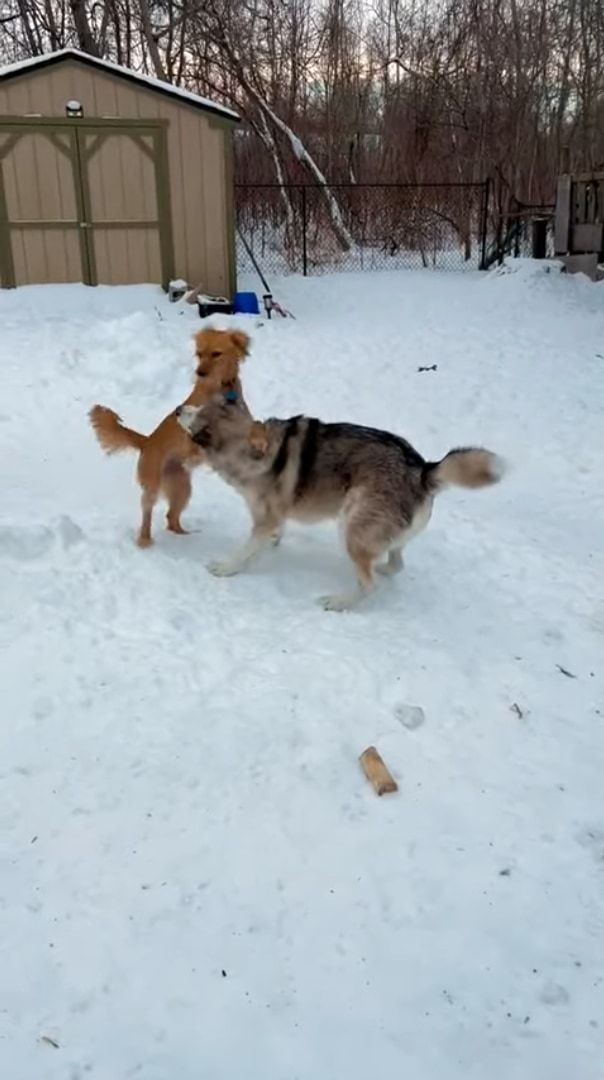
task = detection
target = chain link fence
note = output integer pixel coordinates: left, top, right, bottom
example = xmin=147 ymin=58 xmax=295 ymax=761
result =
xmin=235 ymin=181 xmax=490 ymax=277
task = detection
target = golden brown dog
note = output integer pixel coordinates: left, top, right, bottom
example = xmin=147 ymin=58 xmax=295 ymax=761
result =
xmin=89 ymin=328 xmax=250 ymax=547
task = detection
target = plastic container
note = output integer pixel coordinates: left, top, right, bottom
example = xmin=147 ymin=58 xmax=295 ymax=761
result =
xmin=233 ymin=291 xmax=260 ymax=315
xmin=197 ymin=296 xmax=233 ymax=318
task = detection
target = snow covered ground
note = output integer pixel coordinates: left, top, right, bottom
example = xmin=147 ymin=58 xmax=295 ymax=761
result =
xmin=1 ymin=262 xmax=603 ymax=1080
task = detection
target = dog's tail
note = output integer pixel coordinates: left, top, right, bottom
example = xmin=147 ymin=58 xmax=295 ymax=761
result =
xmin=89 ymin=405 xmax=147 ymax=455
xmin=423 ymin=447 xmax=504 ymax=492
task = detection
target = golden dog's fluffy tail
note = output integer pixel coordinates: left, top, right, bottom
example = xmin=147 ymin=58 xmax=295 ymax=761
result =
xmin=425 ymin=447 xmax=505 ymax=491
xmin=89 ymin=405 xmax=147 ymax=455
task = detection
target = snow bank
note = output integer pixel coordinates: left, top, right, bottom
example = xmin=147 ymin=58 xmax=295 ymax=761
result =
xmin=1 ymin=269 xmax=603 ymax=1079
xmin=490 ymin=256 xmax=565 ymax=278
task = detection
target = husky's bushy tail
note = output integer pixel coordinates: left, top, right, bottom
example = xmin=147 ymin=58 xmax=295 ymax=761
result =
xmin=424 ymin=447 xmax=505 ymax=491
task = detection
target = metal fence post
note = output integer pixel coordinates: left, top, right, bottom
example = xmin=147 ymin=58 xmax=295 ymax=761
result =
xmin=301 ymin=186 xmax=308 ymax=276
xmin=479 ymin=177 xmax=491 ymax=270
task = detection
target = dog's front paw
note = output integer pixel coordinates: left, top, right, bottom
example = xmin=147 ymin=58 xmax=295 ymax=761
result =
xmin=207 ymin=559 xmax=240 ymax=578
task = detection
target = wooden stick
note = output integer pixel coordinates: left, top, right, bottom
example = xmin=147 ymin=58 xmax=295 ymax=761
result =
xmin=359 ymin=746 xmax=398 ymax=796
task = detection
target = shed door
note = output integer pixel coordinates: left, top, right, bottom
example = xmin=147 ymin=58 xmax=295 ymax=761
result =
xmin=80 ymin=127 xmax=169 ymax=286
xmin=0 ymin=126 xmax=84 ymax=286
xmin=0 ymin=121 xmax=173 ymax=288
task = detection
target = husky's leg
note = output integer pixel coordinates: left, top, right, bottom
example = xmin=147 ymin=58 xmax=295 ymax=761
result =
xmin=375 ymin=547 xmax=404 ymax=576
xmin=318 ymin=493 xmax=386 ymax=612
xmin=319 ymin=539 xmax=376 ymax=612
xmin=208 ymin=508 xmax=282 ymax=578
xmin=375 ymin=500 xmax=433 ymax=578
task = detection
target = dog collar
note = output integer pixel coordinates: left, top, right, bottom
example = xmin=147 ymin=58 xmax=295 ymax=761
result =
xmin=223 ymin=389 xmax=238 ymax=403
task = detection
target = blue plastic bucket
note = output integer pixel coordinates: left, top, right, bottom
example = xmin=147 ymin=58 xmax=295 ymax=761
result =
xmin=233 ymin=291 xmax=260 ymax=315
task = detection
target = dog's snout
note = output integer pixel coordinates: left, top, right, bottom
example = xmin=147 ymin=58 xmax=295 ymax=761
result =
xmin=175 ymin=405 xmax=182 ymax=418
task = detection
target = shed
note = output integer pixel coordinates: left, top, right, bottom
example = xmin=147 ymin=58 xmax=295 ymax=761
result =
xmin=0 ymin=49 xmax=239 ymax=293
xmin=554 ymin=169 xmax=604 ymax=280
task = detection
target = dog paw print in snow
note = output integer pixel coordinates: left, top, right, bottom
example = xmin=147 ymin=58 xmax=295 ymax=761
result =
xmin=57 ymin=515 xmax=84 ymax=549
xmin=539 ymin=981 xmax=570 ymax=1007
xmin=0 ymin=523 xmax=54 ymax=561
xmin=59 ymin=347 xmax=82 ymax=372
xmin=394 ymin=703 xmax=426 ymax=730
xmin=575 ymin=825 xmax=604 ymax=864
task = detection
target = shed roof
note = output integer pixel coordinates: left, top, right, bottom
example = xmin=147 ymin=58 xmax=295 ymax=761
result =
xmin=0 ymin=48 xmax=239 ymax=122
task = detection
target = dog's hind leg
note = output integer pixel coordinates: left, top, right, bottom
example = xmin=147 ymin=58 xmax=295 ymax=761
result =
xmin=319 ymin=518 xmax=380 ymax=613
xmin=376 ymin=548 xmax=404 ymax=577
xmin=319 ymin=539 xmax=376 ymax=613
xmin=375 ymin=500 xmax=433 ymax=578
xmin=320 ymin=492 xmax=399 ymax=611
xmin=137 ymin=487 xmax=158 ymax=548
xmin=162 ymin=461 xmax=192 ymax=535
xmin=373 ymin=531 xmax=420 ymax=582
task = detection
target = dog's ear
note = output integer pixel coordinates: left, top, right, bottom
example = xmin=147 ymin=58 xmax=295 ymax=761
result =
xmin=248 ymin=421 xmax=269 ymax=458
xmin=230 ymin=330 xmax=250 ymax=357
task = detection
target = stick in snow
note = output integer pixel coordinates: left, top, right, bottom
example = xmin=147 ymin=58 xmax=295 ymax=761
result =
xmin=556 ymin=664 xmax=577 ymax=679
xmin=39 ymin=1035 xmax=60 ymax=1049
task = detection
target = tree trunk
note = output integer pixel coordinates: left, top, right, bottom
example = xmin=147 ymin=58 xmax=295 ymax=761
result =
xmin=69 ymin=0 xmax=99 ymax=55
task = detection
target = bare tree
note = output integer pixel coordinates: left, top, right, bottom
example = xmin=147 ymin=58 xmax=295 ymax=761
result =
xmin=2 ymin=0 xmax=604 ymax=224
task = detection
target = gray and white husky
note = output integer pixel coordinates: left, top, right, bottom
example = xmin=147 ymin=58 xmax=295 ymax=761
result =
xmin=177 ymin=396 xmax=503 ymax=611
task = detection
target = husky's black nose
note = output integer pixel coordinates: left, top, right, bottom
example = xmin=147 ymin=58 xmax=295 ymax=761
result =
xmin=175 ymin=405 xmax=182 ymax=418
